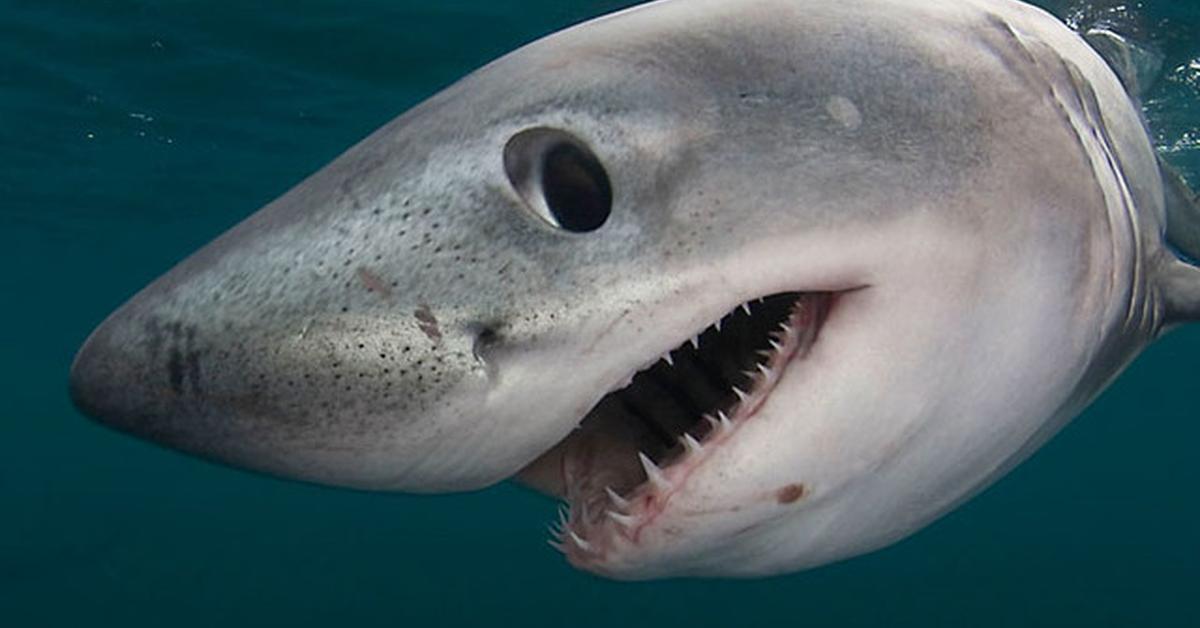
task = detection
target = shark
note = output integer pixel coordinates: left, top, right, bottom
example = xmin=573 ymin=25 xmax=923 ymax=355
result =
xmin=69 ymin=0 xmax=1200 ymax=579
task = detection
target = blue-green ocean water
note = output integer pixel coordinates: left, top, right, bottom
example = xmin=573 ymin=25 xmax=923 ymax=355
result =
xmin=2 ymin=1 xmax=1198 ymax=626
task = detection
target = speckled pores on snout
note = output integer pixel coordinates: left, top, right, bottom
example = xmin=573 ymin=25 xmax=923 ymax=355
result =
xmin=68 ymin=147 xmax=532 ymax=489
xmin=68 ymin=22 xmax=740 ymax=490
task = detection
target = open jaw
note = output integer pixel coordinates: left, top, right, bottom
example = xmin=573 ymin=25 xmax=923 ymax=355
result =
xmin=529 ymin=290 xmax=833 ymax=569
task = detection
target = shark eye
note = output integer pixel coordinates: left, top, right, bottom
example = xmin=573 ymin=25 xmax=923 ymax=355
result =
xmin=504 ymin=127 xmax=612 ymax=233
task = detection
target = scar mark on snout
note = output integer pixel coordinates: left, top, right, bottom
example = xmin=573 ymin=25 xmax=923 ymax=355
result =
xmin=356 ymin=266 xmax=392 ymax=299
xmin=582 ymin=308 xmax=633 ymax=354
xmin=776 ymin=483 xmax=806 ymax=504
xmin=415 ymin=304 xmax=442 ymax=343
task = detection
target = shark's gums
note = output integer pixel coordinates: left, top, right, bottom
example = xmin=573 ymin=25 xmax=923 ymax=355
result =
xmin=70 ymin=0 xmax=1200 ymax=580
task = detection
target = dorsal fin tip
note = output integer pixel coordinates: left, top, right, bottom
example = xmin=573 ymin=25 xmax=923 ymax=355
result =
xmin=1158 ymin=156 xmax=1200 ymax=324
xmin=1081 ymin=27 xmax=1164 ymax=98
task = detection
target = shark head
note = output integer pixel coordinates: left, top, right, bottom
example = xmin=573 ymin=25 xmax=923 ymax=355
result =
xmin=70 ymin=0 xmax=1187 ymax=579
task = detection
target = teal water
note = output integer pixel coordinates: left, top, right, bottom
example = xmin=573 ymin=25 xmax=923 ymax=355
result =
xmin=2 ymin=1 xmax=1198 ymax=625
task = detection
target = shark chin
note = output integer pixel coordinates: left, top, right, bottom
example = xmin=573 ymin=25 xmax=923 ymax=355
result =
xmin=69 ymin=0 xmax=1200 ymax=580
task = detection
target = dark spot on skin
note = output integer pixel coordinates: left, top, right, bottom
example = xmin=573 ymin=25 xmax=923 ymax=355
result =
xmin=167 ymin=345 xmax=184 ymax=394
xmin=143 ymin=320 xmax=164 ymax=363
xmin=776 ymin=483 xmax=807 ymax=504
xmin=149 ymin=320 xmax=205 ymax=397
xmin=184 ymin=326 xmax=203 ymax=395
xmin=415 ymin=304 xmax=442 ymax=343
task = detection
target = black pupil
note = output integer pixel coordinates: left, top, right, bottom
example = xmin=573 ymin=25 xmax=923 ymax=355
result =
xmin=540 ymin=142 xmax=612 ymax=232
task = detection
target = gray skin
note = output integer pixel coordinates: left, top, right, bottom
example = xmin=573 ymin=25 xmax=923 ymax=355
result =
xmin=70 ymin=0 xmax=1200 ymax=578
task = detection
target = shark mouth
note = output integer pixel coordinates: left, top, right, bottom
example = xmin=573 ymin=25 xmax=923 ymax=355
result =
xmin=540 ymin=291 xmax=832 ymax=565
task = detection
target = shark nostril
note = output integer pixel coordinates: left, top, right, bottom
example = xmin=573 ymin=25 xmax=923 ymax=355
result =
xmin=469 ymin=324 xmax=502 ymax=362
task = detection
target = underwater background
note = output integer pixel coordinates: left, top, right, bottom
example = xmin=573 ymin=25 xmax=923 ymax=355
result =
xmin=2 ymin=0 xmax=1198 ymax=625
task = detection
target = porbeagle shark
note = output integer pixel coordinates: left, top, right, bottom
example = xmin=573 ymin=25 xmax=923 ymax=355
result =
xmin=69 ymin=0 xmax=1200 ymax=579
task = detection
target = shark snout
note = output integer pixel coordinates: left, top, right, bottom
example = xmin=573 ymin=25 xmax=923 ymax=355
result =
xmin=69 ymin=309 xmax=144 ymax=434
xmin=70 ymin=287 xmax=222 ymax=441
xmin=66 ymin=239 xmax=535 ymax=491
xmin=69 ymin=294 xmax=269 ymax=462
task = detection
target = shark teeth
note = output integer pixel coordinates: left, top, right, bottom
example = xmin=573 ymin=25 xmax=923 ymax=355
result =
xmin=605 ymin=486 xmax=631 ymax=511
xmin=548 ymin=292 xmax=829 ymax=561
xmin=607 ymin=510 xmax=636 ymax=529
xmin=638 ymin=452 xmax=672 ymax=492
xmin=717 ymin=410 xmax=734 ymax=432
xmin=568 ymin=530 xmax=594 ymax=552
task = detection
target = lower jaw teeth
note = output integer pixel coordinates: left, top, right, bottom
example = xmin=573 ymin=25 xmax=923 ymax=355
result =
xmin=553 ymin=293 xmax=828 ymax=556
xmin=638 ymin=452 xmax=672 ymax=492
